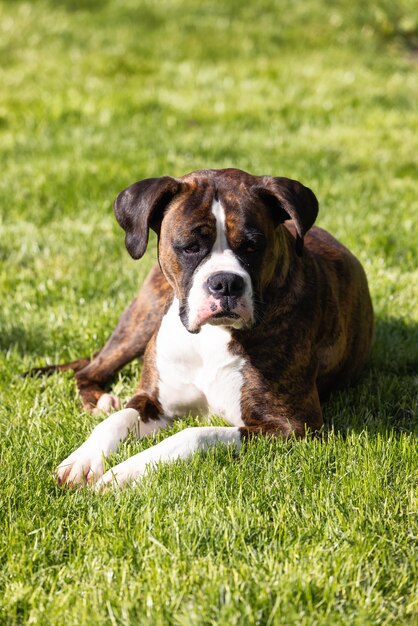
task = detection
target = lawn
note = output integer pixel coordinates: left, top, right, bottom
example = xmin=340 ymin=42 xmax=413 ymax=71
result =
xmin=0 ymin=0 xmax=417 ymax=624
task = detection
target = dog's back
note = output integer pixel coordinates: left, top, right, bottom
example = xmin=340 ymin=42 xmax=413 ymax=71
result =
xmin=300 ymin=224 xmax=374 ymax=394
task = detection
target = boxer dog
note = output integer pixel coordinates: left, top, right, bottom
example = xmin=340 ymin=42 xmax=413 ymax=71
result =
xmin=28 ymin=168 xmax=373 ymax=489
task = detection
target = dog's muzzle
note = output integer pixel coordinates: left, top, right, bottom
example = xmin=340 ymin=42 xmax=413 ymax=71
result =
xmin=204 ymin=272 xmax=245 ymax=322
xmin=182 ymin=271 xmax=249 ymax=329
xmin=183 ymin=257 xmax=255 ymax=333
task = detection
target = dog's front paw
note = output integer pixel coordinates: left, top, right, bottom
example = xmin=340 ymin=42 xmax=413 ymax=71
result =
xmin=56 ymin=443 xmax=105 ymax=487
xmin=94 ymin=459 xmax=144 ymax=492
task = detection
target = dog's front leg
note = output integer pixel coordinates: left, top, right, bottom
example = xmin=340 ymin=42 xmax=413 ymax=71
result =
xmin=56 ymin=408 xmax=140 ymax=486
xmin=56 ymin=407 xmax=172 ymax=486
xmin=95 ymin=426 xmax=242 ymax=491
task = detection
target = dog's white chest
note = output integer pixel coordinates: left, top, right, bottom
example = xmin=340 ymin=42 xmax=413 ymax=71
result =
xmin=155 ymin=300 xmax=245 ymax=426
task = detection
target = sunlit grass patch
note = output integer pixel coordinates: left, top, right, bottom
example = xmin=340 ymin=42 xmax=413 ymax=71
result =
xmin=0 ymin=1 xmax=417 ymax=624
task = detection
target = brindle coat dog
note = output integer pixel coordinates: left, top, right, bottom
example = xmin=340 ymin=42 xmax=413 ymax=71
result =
xmin=28 ymin=168 xmax=373 ymax=489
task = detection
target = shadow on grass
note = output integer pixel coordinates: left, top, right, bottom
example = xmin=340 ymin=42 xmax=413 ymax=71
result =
xmin=324 ymin=316 xmax=418 ymax=437
xmin=2 ymin=0 xmax=110 ymax=11
xmin=0 ymin=319 xmax=55 ymax=358
xmin=0 ymin=314 xmax=89 ymax=366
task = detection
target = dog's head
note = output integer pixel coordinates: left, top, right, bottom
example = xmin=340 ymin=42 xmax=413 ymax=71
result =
xmin=114 ymin=168 xmax=318 ymax=333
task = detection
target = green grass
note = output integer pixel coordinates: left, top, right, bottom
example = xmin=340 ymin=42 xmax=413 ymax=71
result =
xmin=1 ymin=0 xmax=417 ymax=624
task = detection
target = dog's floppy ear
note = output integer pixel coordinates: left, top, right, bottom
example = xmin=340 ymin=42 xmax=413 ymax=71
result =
xmin=256 ymin=177 xmax=319 ymax=256
xmin=114 ymin=176 xmax=183 ymax=259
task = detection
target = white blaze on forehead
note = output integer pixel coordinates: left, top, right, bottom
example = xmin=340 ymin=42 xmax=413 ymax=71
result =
xmin=201 ymin=198 xmax=248 ymax=274
xmin=211 ymin=197 xmax=229 ymax=252
xmin=185 ymin=198 xmax=254 ymax=331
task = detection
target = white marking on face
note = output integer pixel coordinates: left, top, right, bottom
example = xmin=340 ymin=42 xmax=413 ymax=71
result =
xmin=186 ymin=199 xmax=254 ymax=332
xmin=156 ymin=299 xmax=245 ymax=426
xmin=212 ymin=195 xmax=228 ymax=252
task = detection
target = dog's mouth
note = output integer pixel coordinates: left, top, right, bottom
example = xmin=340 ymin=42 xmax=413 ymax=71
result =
xmin=182 ymin=295 xmax=254 ymax=333
xmin=211 ymin=311 xmax=239 ymax=320
xmin=205 ymin=309 xmax=246 ymax=328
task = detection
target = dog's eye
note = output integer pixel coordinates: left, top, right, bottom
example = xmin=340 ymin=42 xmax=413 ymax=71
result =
xmin=243 ymin=244 xmax=258 ymax=254
xmin=183 ymin=242 xmax=200 ymax=254
xmin=240 ymin=239 xmax=263 ymax=254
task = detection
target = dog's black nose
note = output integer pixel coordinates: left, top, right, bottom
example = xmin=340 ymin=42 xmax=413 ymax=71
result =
xmin=207 ymin=272 xmax=245 ymax=298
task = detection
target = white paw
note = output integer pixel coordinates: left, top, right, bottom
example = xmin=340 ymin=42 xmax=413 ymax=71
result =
xmin=93 ymin=393 xmax=120 ymax=416
xmin=94 ymin=460 xmax=144 ymax=492
xmin=56 ymin=442 xmax=105 ymax=486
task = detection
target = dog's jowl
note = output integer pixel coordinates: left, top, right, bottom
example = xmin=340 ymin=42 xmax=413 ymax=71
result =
xmin=33 ymin=168 xmax=373 ymax=489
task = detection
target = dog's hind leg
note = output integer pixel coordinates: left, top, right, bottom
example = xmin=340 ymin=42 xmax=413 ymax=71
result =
xmin=74 ymin=264 xmax=173 ymax=413
xmin=24 ymin=264 xmax=173 ymax=413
